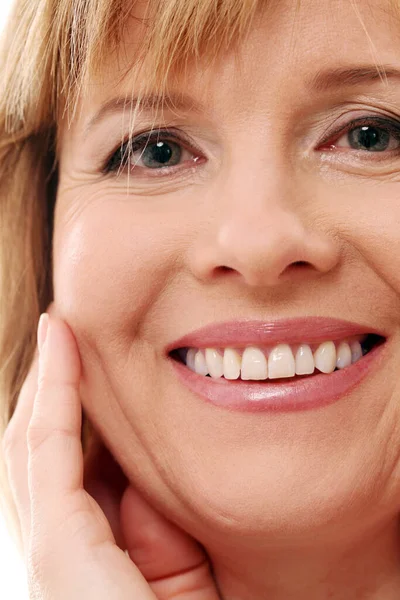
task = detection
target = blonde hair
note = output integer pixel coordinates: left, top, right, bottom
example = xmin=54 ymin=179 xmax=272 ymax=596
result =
xmin=0 ymin=0 xmax=259 ymax=556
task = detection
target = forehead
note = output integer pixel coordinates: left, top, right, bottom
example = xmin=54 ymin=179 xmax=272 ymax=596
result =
xmin=62 ymin=0 xmax=400 ymax=140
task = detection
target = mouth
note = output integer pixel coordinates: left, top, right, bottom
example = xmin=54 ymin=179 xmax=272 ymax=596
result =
xmin=169 ymin=333 xmax=385 ymax=382
xmin=166 ymin=319 xmax=388 ymax=412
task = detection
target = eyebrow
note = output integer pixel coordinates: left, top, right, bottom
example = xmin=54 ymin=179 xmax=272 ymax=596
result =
xmin=83 ymin=65 xmax=400 ymax=139
xmin=83 ymin=92 xmax=206 ymax=140
xmin=309 ymin=65 xmax=400 ymax=92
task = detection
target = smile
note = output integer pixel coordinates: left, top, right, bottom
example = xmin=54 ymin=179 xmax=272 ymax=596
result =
xmin=167 ymin=318 xmax=388 ymax=412
xmin=173 ymin=335 xmax=382 ymax=381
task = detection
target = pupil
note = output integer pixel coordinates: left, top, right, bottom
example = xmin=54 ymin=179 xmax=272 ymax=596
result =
xmin=349 ymin=126 xmax=390 ymax=152
xmin=143 ymin=141 xmax=181 ymax=168
xmin=151 ymin=142 xmax=172 ymax=164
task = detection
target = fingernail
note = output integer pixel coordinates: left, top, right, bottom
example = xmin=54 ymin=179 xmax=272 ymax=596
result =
xmin=37 ymin=313 xmax=49 ymax=355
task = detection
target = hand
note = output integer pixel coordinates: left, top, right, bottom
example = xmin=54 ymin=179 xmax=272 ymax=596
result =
xmin=2 ymin=310 xmax=221 ymax=599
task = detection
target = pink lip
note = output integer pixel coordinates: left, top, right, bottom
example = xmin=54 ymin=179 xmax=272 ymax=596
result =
xmin=166 ymin=317 xmax=387 ymax=352
xmin=166 ymin=318 xmax=388 ymax=413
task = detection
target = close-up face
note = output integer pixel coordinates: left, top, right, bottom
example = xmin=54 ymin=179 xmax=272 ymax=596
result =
xmin=54 ymin=0 xmax=400 ymax=555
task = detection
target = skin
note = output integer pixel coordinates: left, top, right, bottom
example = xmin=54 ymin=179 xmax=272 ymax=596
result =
xmin=3 ymin=310 xmax=220 ymax=598
xmin=38 ymin=0 xmax=400 ymax=597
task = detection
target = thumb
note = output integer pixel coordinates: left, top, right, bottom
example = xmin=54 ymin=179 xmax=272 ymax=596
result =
xmin=120 ymin=485 xmax=221 ymax=599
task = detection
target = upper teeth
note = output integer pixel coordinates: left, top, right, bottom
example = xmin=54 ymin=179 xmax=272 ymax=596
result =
xmin=184 ymin=338 xmax=365 ymax=380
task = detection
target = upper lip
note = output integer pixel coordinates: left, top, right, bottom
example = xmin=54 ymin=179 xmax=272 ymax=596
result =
xmin=166 ymin=317 xmax=387 ymax=352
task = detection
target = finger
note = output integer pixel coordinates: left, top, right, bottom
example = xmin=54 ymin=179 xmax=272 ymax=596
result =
xmin=121 ymin=485 xmax=221 ymax=599
xmin=27 ymin=315 xmax=157 ymax=599
xmin=2 ymin=349 xmax=40 ymax=558
xmin=2 ymin=303 xmax=58 ymax=557
xmin=3 ymin=302 xmax=68 ymax=557
xmin=27 ymin=313 xmax=89 ymax=524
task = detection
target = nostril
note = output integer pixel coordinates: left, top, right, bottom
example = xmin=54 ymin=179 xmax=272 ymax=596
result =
xmin=213 ymin=265 xmax=239 ymax=278
xmin=292 ymin=261 xmax=309 ymax=267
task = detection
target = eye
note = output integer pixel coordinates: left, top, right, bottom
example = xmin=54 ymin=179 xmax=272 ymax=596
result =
xmin=337 ymin=124 xmax=399 ymax=152
xmin=103 ymin=129 xmax=203 ymax=175
xmin=136 ymin=139 xmax=181 ymax=168
xmin=320 ymin=116 xmax=400 ymax=154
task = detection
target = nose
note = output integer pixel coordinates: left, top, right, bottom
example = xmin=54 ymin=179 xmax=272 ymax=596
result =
xmin=189 ymin=178 xmax=340 ymax=289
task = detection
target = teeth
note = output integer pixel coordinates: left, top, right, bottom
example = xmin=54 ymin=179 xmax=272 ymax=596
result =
xmin=336 ymin=342 xmax=352 ymax=370
xmin=268 ymin=344 xmax=295 ymax=379
xmin=350 ymin=341 xmax=362 ymax=364
xmin=241 ymin=347 xmax=268 ymax=380
xmin=205 ymin=348 xmax=224 ymax=378
xmin=194 ymin=350 xmax=209 ymax=376
xmin=313 ymin=341 xmax=336 ymax=374
xmin=186 ymin=348 xmax=197 ymax=372
xmin=295 ymin=344 xmax=315 ymax=375
xmin=182 ymin=335 xmax=372 ymax=381
xmin=223 ymin=348 xmax=241 ymax=380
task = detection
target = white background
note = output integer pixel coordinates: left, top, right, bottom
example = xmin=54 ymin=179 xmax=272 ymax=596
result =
xmin=0 ymin=0 xmax=31 ymax=597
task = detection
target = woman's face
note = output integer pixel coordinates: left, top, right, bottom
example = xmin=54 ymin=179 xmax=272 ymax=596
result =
xmin=55 ymin=0 xmax=400 ymax=550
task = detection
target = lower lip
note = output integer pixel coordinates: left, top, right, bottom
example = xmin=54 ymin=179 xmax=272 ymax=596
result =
xmin=169 ymin=342 xmax=387 ymax=412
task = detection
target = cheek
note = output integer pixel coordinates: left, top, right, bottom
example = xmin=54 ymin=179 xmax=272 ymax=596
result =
xmin=52 ymin=195 xmax=182 ymax=335
xmin=51 ymin=194 xmax=188 ymax=484
xmin=332 ymin=181 xmax=400 ymax=291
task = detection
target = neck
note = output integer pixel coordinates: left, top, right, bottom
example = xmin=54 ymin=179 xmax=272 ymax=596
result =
xmin=206 ymin=517 xmax=400 ymax=600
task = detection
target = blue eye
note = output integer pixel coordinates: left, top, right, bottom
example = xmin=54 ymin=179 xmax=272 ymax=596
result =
xmin=103 ymin=129 xmax=201 ymax=175
xmin=347 ymin=126 xmax=392 ymax=152
xmin=321 ymin=116 xmax=400 ymax=154
xmin=138 ymin=140 xmax=182 ymax=168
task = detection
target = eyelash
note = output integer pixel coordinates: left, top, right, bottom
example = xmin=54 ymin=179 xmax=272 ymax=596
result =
xmin=102 ymin=128 xmax=203 ymax=176
xmin=101 ymin=115 xmax=400 ymax=176
xmin=318 ymin=115 xmax=400 ymax=152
